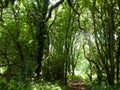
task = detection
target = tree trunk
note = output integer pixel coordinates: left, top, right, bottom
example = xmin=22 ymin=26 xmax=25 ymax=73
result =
xmin=35 ymin=22 xmax=46 ymax=78
xmin=33 ymin=0 xmax=49 ymax=79
xmin=116 ymin=34 xmax=120 ymax=83
xmin=107 ymin=3 xmax=115 ymax=85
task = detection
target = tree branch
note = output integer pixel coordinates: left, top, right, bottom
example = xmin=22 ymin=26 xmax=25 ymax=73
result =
xmin=67 ymin=0 xmax=80 ymax=15
xmin=45 ymin=0 xmax=64 ymax=22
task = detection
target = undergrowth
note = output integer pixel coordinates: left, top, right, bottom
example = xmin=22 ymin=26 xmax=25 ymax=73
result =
xmin=0 ymin=77 xmax=120 ymax=90
xmin=87 ymin=82 xmax=120 ymax=90
xmin=0 ymin=78 xmax=68 ymax=90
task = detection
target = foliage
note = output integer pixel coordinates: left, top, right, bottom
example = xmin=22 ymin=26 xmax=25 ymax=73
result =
xmin=0 ymin=79 xmax=68 ymax=90
xmin=0 ymin=0 xmax=119 ymax=88
xmin=87 ymin=84 xmax=120 ymax=90
xmin=68 ymin=74 xmax=83 ymax=81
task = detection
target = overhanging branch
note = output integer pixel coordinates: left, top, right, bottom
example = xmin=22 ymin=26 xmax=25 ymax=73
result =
xmin=45 ymin=0 xmax=64 ymax=22
xmin=45 ymin=0 xmax=81 ymax=23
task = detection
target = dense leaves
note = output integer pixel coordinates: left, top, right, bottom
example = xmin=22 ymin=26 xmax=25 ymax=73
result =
xmin=0 ymin=0 xmax=120 ymax=89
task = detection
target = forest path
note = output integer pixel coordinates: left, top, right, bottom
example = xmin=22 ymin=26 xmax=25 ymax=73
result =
xmin=68 ymin=80 xmax=87 ymax=90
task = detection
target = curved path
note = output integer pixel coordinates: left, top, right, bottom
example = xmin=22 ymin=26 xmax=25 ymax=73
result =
xmin=68 ymin=80 xmax=87 ymax=90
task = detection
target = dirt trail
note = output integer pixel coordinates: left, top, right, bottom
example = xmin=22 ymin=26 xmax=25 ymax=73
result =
xmin=68 ymin=80 xmax=87 ymax=90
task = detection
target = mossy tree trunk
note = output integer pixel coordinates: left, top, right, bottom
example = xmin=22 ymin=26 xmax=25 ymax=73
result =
xmin=31 ymin=0 xmax=49 ymax=79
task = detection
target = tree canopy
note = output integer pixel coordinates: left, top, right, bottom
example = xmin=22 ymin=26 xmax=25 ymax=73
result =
xmin=0 ymin=0 xmax=120 ymax=89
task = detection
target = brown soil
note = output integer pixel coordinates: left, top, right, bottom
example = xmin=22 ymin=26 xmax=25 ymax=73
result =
xmin=68 ymin=80 xmax=87 ymax=90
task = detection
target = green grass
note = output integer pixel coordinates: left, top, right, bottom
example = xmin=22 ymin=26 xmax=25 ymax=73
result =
xmin=67 ymin=74 xmax=83 ymax=81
